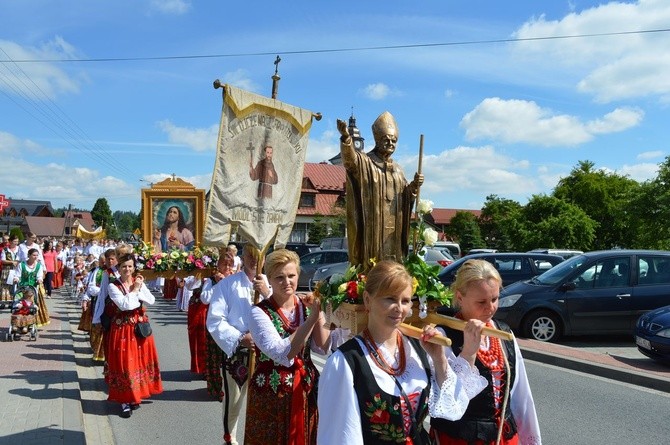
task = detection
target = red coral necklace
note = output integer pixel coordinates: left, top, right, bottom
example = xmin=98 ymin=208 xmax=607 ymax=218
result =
xmin=361 ymin=328 xmax=406 ymax=376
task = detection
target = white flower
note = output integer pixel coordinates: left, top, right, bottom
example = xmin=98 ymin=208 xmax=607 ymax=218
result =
xmin=417 ymin=199 xmax=434 ymax=215
xmin=338 ymin=283 xmax=348 ymax=293
xmin=423 ymin=227 xmax=438 ymax=246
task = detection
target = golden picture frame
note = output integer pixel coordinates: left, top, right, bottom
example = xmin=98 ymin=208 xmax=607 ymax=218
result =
xmin=141 ymin=177 xmax=205 ymax=252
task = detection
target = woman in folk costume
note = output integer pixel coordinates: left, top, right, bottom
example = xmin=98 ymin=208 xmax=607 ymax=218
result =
xmin=103 ymin=252 xmax=163 ymax=418
xmin=317 ymin=261 xmax=488 ymax=445
xmin=78 ymin=256 xmax=104 ymax=333
xmin=53 ymin=241 xmax=67 ymax=289
xmin=245 ymin=249 xmax=333 ymax=445
xmin=1 ymin=235 xmax=20 ymax=305
xmin=14 ymin=248 xmax=50 ymax=327
xmin=430 ymin=259 xmax=541 ymax=445
xmin=83 ymin=255 xmax=107 ymax=361
xmin=92 ymin=247 xmax=123 ymax=364
xmin=187 ymin=253 xmax=235 ymax=390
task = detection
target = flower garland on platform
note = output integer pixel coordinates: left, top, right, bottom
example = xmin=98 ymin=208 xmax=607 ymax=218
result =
xmin=133 ymin=242 xmax=218 ymax=272
xmin=315 ymin=199 xmax=452 ymax=315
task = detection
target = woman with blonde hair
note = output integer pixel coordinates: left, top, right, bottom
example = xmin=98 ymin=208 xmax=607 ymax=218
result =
xmin=245 ymin=248 xmax=332 ymax=445
xmin=318 ymin=260 xmax=488 ymax=445
xmin=430 ymin=259 xmax=541 ymax=444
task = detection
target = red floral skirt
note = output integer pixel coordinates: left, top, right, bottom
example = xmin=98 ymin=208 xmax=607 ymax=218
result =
xmin=104 ymin=312 xmax=163 ymax=404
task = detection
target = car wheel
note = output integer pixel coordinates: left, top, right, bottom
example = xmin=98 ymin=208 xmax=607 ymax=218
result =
xmin=522 ymin=310 xmax=561 ymax=342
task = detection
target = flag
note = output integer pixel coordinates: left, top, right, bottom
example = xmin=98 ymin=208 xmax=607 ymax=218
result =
xmin=203 ymin=84 xmax=315 ymax=251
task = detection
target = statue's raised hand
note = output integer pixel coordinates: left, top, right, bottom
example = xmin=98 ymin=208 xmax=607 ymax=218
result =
xmin=336 ymin=119 xmax=349 ymax=138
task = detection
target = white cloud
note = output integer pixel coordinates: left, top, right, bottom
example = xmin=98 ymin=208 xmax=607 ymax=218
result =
xmin=585 ymin=107 xmax=644 ymax=134
xmin=619 ymin=162 xmax=659 ymax=182
xmin=156 ymin=120 xmax=218 ymax=152
xmin=0 ymin=38 xmax=83 ymax=99
xmin=223 ymin=69 xmax=260 ymax=93
xmin=461 ymin=98 xmax=642 ymax=146
xmin=398 ymin=145 xmax=538 ymax=202
xmin=637 ymin=150 xmax=664 ymax=160
xmin=305 ymin=129 xmax=339 ymax=163
xmin=150 ymin=0 xmax=191 ymax=14
xmin=513 ymin=1 xmax=670 ymax=102
xmin=361 ymin=83 xmax=402 ymax=100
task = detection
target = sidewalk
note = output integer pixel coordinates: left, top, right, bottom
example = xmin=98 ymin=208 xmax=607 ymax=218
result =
xmin=518 ymin=337 xmax=670 ymax=392
xmin=0 ymin=290 xmax=85 ymax=444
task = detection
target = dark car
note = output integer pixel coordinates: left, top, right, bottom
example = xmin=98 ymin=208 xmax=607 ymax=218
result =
xmin=267 ymin=243 xmax=320 ymax=258
xmin=496 ymin=250 xmax=670 ymax=342
xmin=298 ymin=249 xmax=348 ymax=289
xmin=635 ymin=304 xmax=670 ymax=364
xmin=438 ymin=252 xmax=564 ymax=288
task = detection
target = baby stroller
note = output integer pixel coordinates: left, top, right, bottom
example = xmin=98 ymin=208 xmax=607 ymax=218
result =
xmin=5 ymin=286 xmax=38 ymax=342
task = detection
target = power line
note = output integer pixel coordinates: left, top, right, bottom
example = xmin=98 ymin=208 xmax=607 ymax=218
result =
xmin=3 ymin=28 xmax=669 ymax=64
xmin=0 ymin=49 xmax=139 ymax=181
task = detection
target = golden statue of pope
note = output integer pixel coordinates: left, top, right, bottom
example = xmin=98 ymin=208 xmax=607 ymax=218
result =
xmin=337 ymin=111 xmax=423 ymax=271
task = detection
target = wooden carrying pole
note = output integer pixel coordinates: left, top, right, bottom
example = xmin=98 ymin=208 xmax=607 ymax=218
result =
xmin=398 ymin=323 xmax=452 ymax=346
xmin=421 ymin=313 xmax=515 ymax=341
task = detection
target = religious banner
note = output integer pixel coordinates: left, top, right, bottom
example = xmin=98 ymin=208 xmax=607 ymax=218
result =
xmin=76 ymin=225 xmax=106 ymax=240
xmin=203 ymin=84 xmax=315 ymax=250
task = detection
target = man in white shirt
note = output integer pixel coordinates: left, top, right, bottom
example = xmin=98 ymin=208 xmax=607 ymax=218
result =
xmin=87 ymin=240 xmax=105 ymax=259
xmin=206 ymin=244 xmax=271 ymax=445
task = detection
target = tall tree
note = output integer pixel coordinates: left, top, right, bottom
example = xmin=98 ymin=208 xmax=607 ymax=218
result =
xmin=447 ymin=211 xmax=485 ymax=254
xmin=628 ymin=156 xmax=670 ymax=249
xmin=518 ymin=194 xmax=596 ymax=251
xmin=553 ymin=160 xmax=639 ymax=249
xmin=91 ymin=198 xmax=114 ymax=236
xmin=479 ymin=194 xmax=523 ymax=251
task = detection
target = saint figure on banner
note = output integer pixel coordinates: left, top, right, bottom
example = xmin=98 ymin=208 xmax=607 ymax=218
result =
xmin=249 ymin=145 xmax=279 ymax=200
xmin=337 ymin=111 xmax=423 ymax=270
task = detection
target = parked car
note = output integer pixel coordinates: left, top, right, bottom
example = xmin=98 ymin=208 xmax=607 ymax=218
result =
xmin=312 ymin=247 xmax=455 ymax=291
xmin=267 ymin=243 xmax=320 ymax=258
xmin=433 ymin=241 xmax=461 ymax=259
xmin=421 ymin=246 xmax=454 ymax=269
xmin=496 ymin=250 xmax=670 ymax=342
xmin=635 ymin=304 xmax=670 ymax=364
xmin=319 ymin=237 xmax=348 ymax=250
xmin=528 ymin=248 xmax=584 ymax=260
xmin=466 ymin=248 xmax=498 ymax=255
xmin=311 ymin=260 xmax=349 ymax=291
xmin=438 ymin=252 xmax=564 ymax=288
xmin=298 ymin=249 xmax=348 ymax=289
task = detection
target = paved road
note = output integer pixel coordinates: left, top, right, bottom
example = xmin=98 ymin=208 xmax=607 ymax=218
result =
xmin=529 ymin=360 xmax=670 ymax=444
xmin=56 ymin=288 xmax=670 ymax=445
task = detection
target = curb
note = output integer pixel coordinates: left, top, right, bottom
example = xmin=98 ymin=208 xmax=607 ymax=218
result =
xmin=62 ymin=292 xmax=116 ymax=445
xmin=520 ymin=346 xmax=670 ymax=393
xmin=57 ymin=298 xmax=87 ymax=445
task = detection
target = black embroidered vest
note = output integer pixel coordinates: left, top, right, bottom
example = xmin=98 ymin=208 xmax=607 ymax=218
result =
xmin=430 ymin=320 xmax=518 ymax=443
xmin=339 ymin=336 xmax=432 ymax=444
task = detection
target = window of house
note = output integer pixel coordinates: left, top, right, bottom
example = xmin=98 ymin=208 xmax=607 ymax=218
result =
xmin=299 ymin=193 xmax=316 ymax=208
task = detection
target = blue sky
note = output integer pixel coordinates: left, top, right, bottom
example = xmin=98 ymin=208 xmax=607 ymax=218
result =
xmin=1 ymin=0 xmax=669 ymax=213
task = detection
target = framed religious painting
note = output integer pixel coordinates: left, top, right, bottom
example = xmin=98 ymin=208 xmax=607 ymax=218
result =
xmin=141 ymin=177 xmax=206 ymax=253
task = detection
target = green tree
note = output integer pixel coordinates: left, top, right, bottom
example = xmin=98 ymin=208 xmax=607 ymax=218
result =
xmin=447 ymin=211 xmax=485 ymax=254
xmin=478 ymin=195 xmax=523 ymax=251
xmin=307 ymin=214 xmax=330 ymax=245
xmin=113 ymin=210 xmax=140 ymax=237
xmin=628 ymin=156 xmax=670 ymax=249
xmin=10 ymin=227 xmax=23 ymax=241
xmin=518 ymin=195 xmax=596 ymax=251
xmin=553 ymin=160 xmax=639 ymax=249
xmin=91 ymin=198 xmax=116 ymax=238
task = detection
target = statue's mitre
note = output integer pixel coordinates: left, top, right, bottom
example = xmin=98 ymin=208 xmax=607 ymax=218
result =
xmin=371 ymin=111 xmax=398 ymax=141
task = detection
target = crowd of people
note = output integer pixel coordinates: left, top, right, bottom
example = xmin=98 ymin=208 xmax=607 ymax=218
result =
xmin=2 ymin=232 xmax=542 ymax=444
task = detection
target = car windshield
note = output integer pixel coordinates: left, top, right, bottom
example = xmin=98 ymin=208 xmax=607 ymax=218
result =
xmin=532 ymin=254 xmax=588 ymax=285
